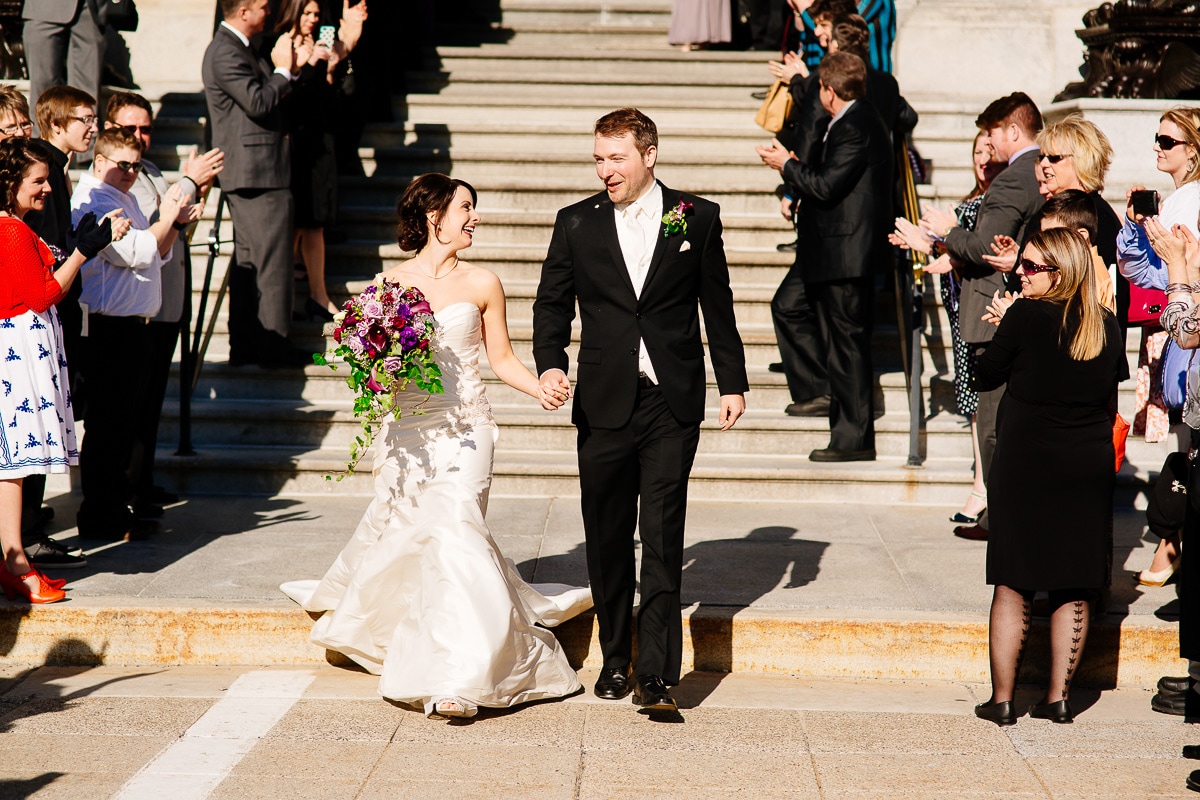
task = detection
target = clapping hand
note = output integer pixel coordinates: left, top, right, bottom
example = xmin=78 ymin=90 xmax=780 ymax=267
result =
xmin=889 ymin=217 xmax=933 ymax=255
xmin=105 ymin=208 xmax=132 ymax=242
xmin=70 ymin=210 xmax=121 ymax=259
xmin=182 ymin=146 xmax=223 ymax=190
xmin=982 ymin=290 xmax=1018 ymax=326
xmin=538 ymin=368 xmax=572 ymax=411
xmin=756 ymin=138 xmax=795 ymax=172
xmin=982 ymin=234 xmax=1018 ymax=273
xmin=919 ymin=202 xmax=958 ymax=240
xmin=270 ymin=32 xmax=296 ymax=72
xmin=768 ymin=51 xmax=807 ymax=81
xmin=339 ymin=0 xmax=368 ymax=51
xmin=1146 ymin=216 xmax=1200 ymax=286
xmin=922 ymin=253 xmax=955 ymax=275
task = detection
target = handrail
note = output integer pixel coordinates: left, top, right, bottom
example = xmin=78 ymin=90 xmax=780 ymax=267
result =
xmin=175 ymin=188 xmax=235 ymax=456
xmin=898 ymin=136 xmax=926 ymax=468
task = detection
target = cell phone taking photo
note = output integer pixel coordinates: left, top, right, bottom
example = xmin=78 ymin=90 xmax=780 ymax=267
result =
xmin=1131 ymin=189 xmax=1160 ymax=219
xmin=317 ymin=25 xmax=336 ymax=50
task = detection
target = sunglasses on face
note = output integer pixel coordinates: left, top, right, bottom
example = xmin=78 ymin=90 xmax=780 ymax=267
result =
xmin=1156 ymin=134 xmax=1189 ymax=150
xmin=1038 ymin=153 xmax=1070 ymax=164
xmin=1018 ymin=258 xmax=1059 ymax=275
xmin=114 ymin=124 xmax=153 ymax=136
xmin=100 ymin=155 xmax=143 ymax=173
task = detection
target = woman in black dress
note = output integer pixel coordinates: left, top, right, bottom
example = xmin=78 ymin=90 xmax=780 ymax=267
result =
xmin=971 ymin=227 xmax=1126 ymax=726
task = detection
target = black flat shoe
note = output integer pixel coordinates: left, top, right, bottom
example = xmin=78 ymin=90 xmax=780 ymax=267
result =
xmin=632 ymin=674 xmax=677 ymax=712
xmin=1183 ymin=744 xmax=1200 ymax=760
xmin=1029 ymin=698 xmax=1073 ymax=723
xmin=809 ymin=447 xmax=875 ymax=463
xmin=949 ymin=511 xmax=983 ymax=524
xmin=1160 ymin=675 xmax=1194 ymax=695
xmin=594 ymin=665 xmax=632 ymax=700
xmin=974 ymin=700 xmax=1016 ymax=726
xmin=1187 ymin=769 xmax=1200 ymax=792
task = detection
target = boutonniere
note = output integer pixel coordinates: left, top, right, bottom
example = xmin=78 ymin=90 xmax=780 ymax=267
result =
xmin=661 ymin=200 xmax=694 ymax=238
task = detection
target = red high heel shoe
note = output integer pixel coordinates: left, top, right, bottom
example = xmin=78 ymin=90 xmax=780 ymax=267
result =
xmin=37 ymin=570 xmax=66 ymax=591
xmin=0 ymin=569 xmax=66 ymax=603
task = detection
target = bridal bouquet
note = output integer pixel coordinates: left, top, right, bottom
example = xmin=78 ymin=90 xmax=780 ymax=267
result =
xmin=314 ymin=279 xmax=444 ymax=479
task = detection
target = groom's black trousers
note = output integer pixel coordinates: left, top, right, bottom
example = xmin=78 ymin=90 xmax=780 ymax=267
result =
xmin=577 ymin=380 xmax=700 ymax=685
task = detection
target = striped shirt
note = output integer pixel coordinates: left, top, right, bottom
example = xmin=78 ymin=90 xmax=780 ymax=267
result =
xmin=798 ymin=0 xmax=896 ymax=73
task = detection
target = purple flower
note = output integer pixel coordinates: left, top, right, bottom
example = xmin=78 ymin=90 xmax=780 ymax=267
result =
xmin=382 ymin=356 xmax=404 ymax=374
xmin=410 ymin=300 xmax=432 ymax=316
xmin=363 ymin=300 xmax=384 ymax=319
xmin=399 ymin=327 xmax=420 ymax=351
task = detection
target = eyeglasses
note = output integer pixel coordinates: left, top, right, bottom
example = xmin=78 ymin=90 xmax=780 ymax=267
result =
xmin=1017 ymin=258 xmax=1059 ymax=275
xmin=1038 ymin=153 xmax=1070 ymax=164
xmin=99 ymin=154 xmax=143 ymax=173
xmin=0 ymin=120 xmax=32 ymax=136
xmin=1156 ymin=134 xmax=1189 ymax=150
xmin=70 ymin=115 xmax=97 ymax=127
xmin=113 ymin=124 xmax=152 ymax=136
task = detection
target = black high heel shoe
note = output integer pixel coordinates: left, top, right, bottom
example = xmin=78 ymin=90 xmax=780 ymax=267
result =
xmin=1029 ymin=698 xmax=1074 ymax=723
xmin=974 ymin=700 xmax=1017 ymax=726
xmin=294 ymin=297 xmax=334 ymax=323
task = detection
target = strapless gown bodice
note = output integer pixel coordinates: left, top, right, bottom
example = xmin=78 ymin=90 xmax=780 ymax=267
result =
xmin=282 ymin=300 xmax=592 ymax=717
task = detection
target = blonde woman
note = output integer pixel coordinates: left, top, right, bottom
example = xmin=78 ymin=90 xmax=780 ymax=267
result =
xmin=1118 ymin=107 xmax=1200 ymax=583
xmin=972 ymin=228 xmax=1126 ymax=726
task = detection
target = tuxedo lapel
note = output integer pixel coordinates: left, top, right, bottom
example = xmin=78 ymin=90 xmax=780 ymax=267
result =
xmin=597 ymin=196 xmax=637 ymax=297
xmin=642 ymin=183 xmax=678 ymax=292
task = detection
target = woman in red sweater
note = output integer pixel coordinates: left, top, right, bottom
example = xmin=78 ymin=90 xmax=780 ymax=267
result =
xmin=0 ymin=137 xmax=122 ymax=603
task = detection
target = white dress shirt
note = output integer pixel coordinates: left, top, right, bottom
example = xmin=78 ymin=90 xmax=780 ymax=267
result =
xmin=71 ymin=172 xmax=164 ymax=319
xmin=614 ymin=180 xmax=663 ymax=383
xmin=129 ymin=161 xmax=196 ymax=324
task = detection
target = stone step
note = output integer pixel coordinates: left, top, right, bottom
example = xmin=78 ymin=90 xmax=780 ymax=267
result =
xmin=402 ymin=82 xmax=768 ymax=109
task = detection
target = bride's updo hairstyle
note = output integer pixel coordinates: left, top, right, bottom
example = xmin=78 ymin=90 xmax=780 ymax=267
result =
xmin=0 ymin=137 xmax=51 ymax=214
xmin=396 ymin=172 xmax=478 ymax=253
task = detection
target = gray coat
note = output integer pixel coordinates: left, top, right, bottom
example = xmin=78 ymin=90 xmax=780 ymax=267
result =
xmin=945 ymin=147 xmax=1045 ymax=345
xmin=202 ymin=24 xmax=291 ymax=193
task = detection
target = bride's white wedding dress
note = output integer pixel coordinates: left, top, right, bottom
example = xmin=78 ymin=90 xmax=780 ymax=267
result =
xmin=281 ymin=301 xmax=592 ymax=717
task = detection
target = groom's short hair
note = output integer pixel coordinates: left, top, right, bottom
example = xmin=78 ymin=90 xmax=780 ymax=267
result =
xmin=594 ymin=108 xmax=658 ymax=155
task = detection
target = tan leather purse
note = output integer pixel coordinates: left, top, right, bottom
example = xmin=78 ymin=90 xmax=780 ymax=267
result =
xmin=754 ymin=80 xmax=793 ymax=134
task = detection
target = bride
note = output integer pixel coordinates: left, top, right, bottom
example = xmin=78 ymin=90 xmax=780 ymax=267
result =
xmin=282 ymin=173 xmax=592 ymax=718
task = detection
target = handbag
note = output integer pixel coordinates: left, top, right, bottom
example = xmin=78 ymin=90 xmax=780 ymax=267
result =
xmin=1127 ymin=282 xmax=1167 ymax=327
xmin=754 ymin=80 xmax=793 ymax=135
xmin=1113 ymin=412 xmax=1130 ymax=472
xmin=99 ymin=0 xmax=139 ymax=32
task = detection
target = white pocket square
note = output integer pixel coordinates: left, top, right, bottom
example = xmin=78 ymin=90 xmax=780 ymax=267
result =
xmin=679 ymin=240 xmax=691 ymax=252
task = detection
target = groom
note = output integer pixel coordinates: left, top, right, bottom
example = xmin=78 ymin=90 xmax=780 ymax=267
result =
xmin=533 ymin=108 xmax=749 ymax=712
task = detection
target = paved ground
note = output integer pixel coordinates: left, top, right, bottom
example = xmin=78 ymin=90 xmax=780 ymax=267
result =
xmin=26 ymin=491 xmax=1180 ymax=620
xmin=1 ymin=663 xmax=1197 ymax=800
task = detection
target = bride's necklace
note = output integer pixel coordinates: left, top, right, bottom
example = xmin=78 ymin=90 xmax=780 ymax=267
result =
xmin=415 ymin=256 xmax=460 ymax=280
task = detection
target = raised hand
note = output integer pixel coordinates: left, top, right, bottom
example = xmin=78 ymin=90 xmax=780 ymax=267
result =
xmin=339 ymin=0 xmax=368 ymax=51
xmin=982 ymin=234 xmax=1018 ymax=273
xmin=756 ymin=138 xmax=794 ymax=172
xmin=922 ymin=253 xmax=954 ymax=275
xmin=182 ymin=146 xmax=224 ymax=189
xmin=890 ymin=217 xmax=933 ymax=255
xmin=919 ymin=202 xmax=958 ymax=239
xmin=70 ymin=211 xmax=116 ymax=259
xmin=270 ymin=32 xmax=295 ymax=71
xmin=982 ymin=290 xmax=1018 ymax=326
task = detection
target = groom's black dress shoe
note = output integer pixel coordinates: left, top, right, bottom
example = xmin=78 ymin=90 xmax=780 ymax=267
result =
xmin=632 ymin=674 xmax=678 ymax=712
xmin=594 ymin=665 xmax=632 ymax=700
xmin=809 ymin=446 xmax=875 ymax=462
xmin=1160 ymin=675 xmax=1195 ymax=695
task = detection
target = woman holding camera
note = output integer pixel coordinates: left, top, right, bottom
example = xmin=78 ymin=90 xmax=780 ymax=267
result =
xmin=971 ymin=228 xmax=1126 ymax=726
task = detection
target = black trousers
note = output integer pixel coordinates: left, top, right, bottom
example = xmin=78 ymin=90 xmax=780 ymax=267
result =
xmin=78 ymin=314 xmax=152 ymax=533
xmin=771 ymin=258 xmax=829 ymax=404
xmin=577 ymin=382 xmax=700 ymax=684
xmin=226 ymin=188 xmax=294 ymax=361
xmin=128 ymin=319 xmax=179 ymax=497
xmin=809 ymin=278 xmax=875 ymax=452
xmin=747 ymin=0 xmax=786 ymax=49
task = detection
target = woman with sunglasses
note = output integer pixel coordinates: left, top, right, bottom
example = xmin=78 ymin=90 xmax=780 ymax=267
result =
xmin=1117 ymin=108 xmax=1200 ymax=586
xmin=972 ymin=228 xmax=1126 ymax=726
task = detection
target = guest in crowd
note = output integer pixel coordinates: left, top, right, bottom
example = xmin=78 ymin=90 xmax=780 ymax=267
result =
xmin=0 ymin=87 xmax=33 ymax=141
xmin=1036 ymin=190 xmax=1115 ymax=311
xmin=747 ymin=0 xmax=787 ymax=51
xmin=275 ymin=0 xmax=357 ymax=322
xmin=921 ymin=92 xmax=1045 ymax=542
xmin=0 ymin=137 xmax=122 ymax=602
xmin=790 ymin=0 xmax=895 ymax=72
xmin=1146 ymin=217 xmax=1200 ymax=752
xmin=71 ymin=129 xmax=201 ymax=541
xmin=971 ymin=228 xmax=1125 ymax=726
xmin=1119 ymin=108 xmax=1200 ymax=590
xmin=19 ymin=85 xmax=100 ymax=569
xmin=204 ymin=0 xmax=310 ymax=368
xmin=757 ymin=51 xmax=892 ymax=461
xmin=21 ymin=0 xmax=105 ymax=138
xmin=668 ymin=0 xmax=732 ymax=51
xmin=890 ymin=131 xmax=1002 ymax=525
xmin=103 ymin=92 xmax=224 ymax=517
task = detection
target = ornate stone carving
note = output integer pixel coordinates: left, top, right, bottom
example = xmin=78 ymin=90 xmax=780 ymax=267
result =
xmin=1057 ymin=0 xmax=1200 ymax=101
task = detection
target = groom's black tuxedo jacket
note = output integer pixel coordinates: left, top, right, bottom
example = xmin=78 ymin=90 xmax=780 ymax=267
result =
xmin=533 ymin=182 xmax=749 ymax=429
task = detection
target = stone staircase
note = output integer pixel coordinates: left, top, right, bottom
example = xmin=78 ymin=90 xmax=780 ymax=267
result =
xmin=135 ymin=0 xmax=1166 ymax=504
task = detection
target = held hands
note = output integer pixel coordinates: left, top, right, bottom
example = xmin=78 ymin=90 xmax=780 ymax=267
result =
xmin=982 ymin=234 xmax=1018 ymax=273
xmin=982 ymin=290 xmax=1019 ymax=326
xmin=756 ymin=138 xmax=795 ymax=173
xmin=718 ymin=394 xmax=746 ymax=431
xmin=538 ymin=368 xmax=572 ymax=411
xmin=889 ymin=217 xmax=933 ymax=255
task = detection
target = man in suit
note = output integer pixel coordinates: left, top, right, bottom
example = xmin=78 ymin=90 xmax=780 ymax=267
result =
xmin=921 ymin=92 xmax=1044 ymax=541
xmin=203 ymin=0 xmax=309 ymax=367
xmin=758 ymin=51 xmax=892 ymax=461
xmin=21 ymin=0 xmax=104 ymax=136
xmin=770 ymin=15 xmax=915 ymax=417
xmin=533 ymin=108 xmax=748 ymax=712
